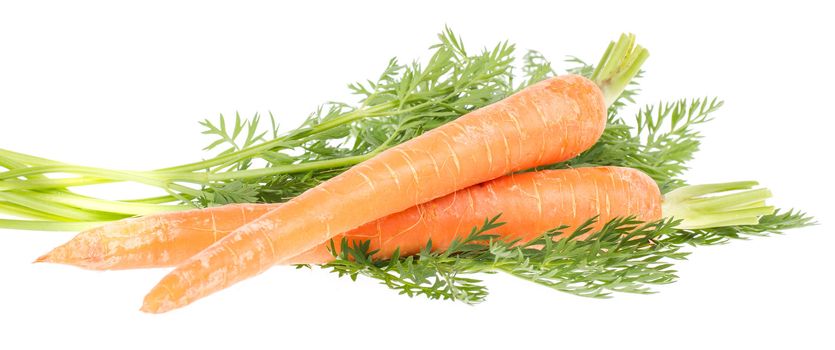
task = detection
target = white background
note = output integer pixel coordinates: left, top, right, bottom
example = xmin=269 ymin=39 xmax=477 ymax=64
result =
xmin=1 ymin=1 xmax=833 ymax=349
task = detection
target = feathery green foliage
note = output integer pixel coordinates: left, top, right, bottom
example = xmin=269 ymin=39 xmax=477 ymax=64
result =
xmin=324 ymin=215 xmax=688 ymax=303
xmin=324 ymin=208 xmax=811 ymax=302
xmin=549 ymin=97 xmax=722 ymax=193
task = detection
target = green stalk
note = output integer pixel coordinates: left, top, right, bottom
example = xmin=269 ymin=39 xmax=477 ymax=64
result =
xmin=662 ymin=181 xmax=776 ymax=229
xmin=123 ymin=195 xmax=182 ymax=204
xmin=0 ymin=191 xmax=126 ymax=222
xmin=0 ymin=148 xmax=62 ymax=167
xmin=161 ymin=183 xmax=204 ymax=198
xmin=590 ymin=33 xmax=649 ymax=107
xmin=0 ymin=177 xmax=112 ymax=191
xmin=0 ymin=165 xmax=159 ymax=184
xmin=0 ymin=163 xmax=205 ymax=198
xmin=0 ymin=102 xmax=394 ymax=190
xmin=0 ymin=202 xmax=77 ymax=222
xmin=177 ymin=153 xmax=378 ymax=183
xmin=0 ymin=219 xmax=105 ymax=232
xmin=157 ymin=96 xmax=448 ymax=174
xmin=1 ymin=141 xmax=381 ymax=191
xmin=686 ymin=188 xmax=772 ymax=211
xmin=157 ymin=101 xmax=397 ymax=173
xmin=0 ymin=149 xmax=142 ymax=223
xmin=22 ymin=191 xmax=187 ymax=216
xmin=0 ymin=155 xmax=29 ymax=172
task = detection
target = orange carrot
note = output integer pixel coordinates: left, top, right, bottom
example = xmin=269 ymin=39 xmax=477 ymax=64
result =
xmin=38 ymin=167 xmax=661 ymax=269
xmin=140 ymin=74 xmax=608 ymax=313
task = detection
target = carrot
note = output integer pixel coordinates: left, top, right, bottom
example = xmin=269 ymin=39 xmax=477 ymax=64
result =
xmin=37 ymin=167 xmax=662 ymax=269
xmin=139 ymin=74 xmax=609 ymax=313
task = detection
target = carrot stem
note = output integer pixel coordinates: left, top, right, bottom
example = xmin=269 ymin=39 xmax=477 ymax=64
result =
xmin=590 ymin=33 xmax=649 ymax=107
xmin=122 ymin=195 xmax=182 ymax=204
xmin=20 ymin=191 xmax=187 ymax=216
xmin=663 ymin=181 xmax=758 ymax=201
xmin=0 ymin=148 xmax=62 ymax=167
xmin=662 ymin=182 xmax=776 ymax=229
xmin=0 ymin=191 xmax=124 ymax=222
xmin=0 ymin=202 xmax=77 ymax=222
xmin=156 ymin=101 xmax=397 ymax=173
xmin=0 ymin=219 xmax=105 ymax=232
xmin=0 ymin=177 xmax=113 ymax=191
xmin=686 ymin=188 xmax=772 ymax=211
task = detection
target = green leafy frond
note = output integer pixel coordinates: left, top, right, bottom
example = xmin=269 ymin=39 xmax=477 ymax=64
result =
xmin=199 ymin=112 xmax=280 ymax=171
xmin=518 ymin=50 xmax=556 ymax=88
xmin=324 ymin=215 xmax=687 ymax=303
xmin=547 ymin=97 xmax=722 ymax=192
xmin=323 ymin=215 xmax=503 ymax=303
xmin=198 ymin=181 xmax=261 ymax=206
xmin=323 ymin=207 xmax=812 ymax=302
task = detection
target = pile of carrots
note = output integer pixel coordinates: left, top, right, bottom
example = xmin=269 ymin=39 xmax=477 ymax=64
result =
xmin=31 ymin=34 xmax=781 ymax=313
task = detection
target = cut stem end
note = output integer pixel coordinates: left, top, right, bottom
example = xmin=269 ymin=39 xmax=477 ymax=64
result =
xmin=591 ymin=33 xmax=649 ymax=107
xmin=662 ymin=181 xmax=775 ymax=230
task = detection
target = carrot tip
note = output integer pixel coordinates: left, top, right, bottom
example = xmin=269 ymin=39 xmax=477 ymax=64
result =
xmin=33 ymin=253 xmax=51 ymax=264
xmin=140 ymin=285 xmax=177 ymax=314
xmin=139 ymin=304 xmax=158 ymax=314
xmin=139 ymin=298 xmax=165 ymax=314
xmin=140 ymin=300 xmax=173 ymax=314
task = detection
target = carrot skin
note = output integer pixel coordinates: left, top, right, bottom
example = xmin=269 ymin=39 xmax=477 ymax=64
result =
xmin=141 ymin=74 xmax=608 ymax=313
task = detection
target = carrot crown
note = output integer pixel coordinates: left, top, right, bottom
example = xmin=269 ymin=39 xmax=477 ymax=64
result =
xmin=662 ymin=181 xmax=776 ymax=229
xmin=591 ymin=33 xmax=650 ymax=107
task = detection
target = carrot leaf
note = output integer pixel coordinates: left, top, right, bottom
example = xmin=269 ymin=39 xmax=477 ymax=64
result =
xmin=517 ymin=50 xmax=556 ymax=88
xmin=547 ymin=97 xmax=722 ymax=192
xmin=323 ymin=215 xmax=687 ymax=303
xmin=322 ymin=206 xmax=813 ymax=303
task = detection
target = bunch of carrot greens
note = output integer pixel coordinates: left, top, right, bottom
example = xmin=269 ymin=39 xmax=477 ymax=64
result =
xmin=0 ymin=29 xmax=812 ymax=306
